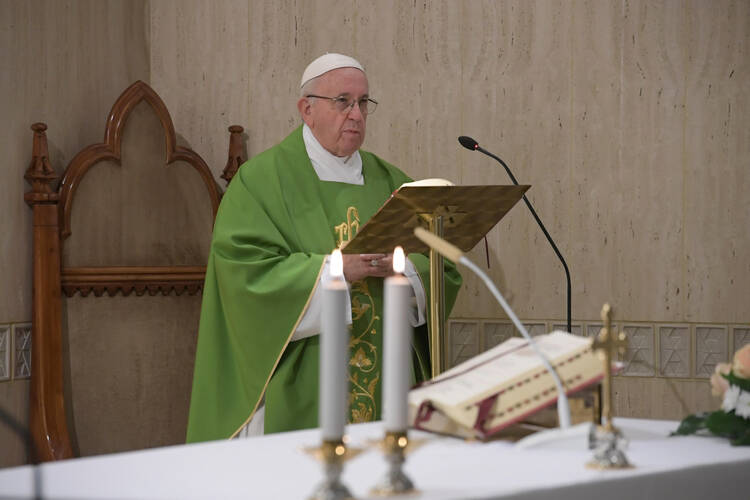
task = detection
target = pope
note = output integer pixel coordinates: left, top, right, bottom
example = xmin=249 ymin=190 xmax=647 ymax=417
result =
xmin=186 ymin=53 xmax=462 ymax=442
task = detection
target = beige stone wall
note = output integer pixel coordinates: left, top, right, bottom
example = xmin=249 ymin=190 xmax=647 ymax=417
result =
xmin=0 ymin=0 xmax=150 ymax=467
xmin=149 ymin=0 xmax=750 ymax=420
xmin=2 ymin=0 xmax=749 ymax=466
xmin=60 ymin=101 xmax=213 ymax=457
xmin=147 ymin=0 xmax=750 ymax=323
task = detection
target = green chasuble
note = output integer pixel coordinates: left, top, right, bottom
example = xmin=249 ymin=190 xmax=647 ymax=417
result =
xmin=186 ymin=126 xmax=462 ymax=443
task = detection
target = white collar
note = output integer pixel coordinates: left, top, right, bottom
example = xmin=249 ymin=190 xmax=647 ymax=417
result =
xmin=302 ymin=124 xmax=363 ymax=185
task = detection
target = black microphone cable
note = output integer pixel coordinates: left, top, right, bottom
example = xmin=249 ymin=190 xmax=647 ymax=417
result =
xmin=458 ymin=135 xmax=572 ymax=334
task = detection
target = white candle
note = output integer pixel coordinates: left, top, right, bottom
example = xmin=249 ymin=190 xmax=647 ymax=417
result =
xmin=320 ymin=249 xmax=349 ymax=441
xmin=383 ymin=246 xmax=412 ymax=432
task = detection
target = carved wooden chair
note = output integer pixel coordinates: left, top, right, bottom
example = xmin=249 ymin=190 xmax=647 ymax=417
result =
xmin=24 ymin=81 xmax=246 ymax=461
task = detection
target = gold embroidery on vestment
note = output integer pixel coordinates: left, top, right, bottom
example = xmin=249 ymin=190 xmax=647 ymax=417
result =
xmin=333 ymin=206 xmax=380 ymax=424
xmin=348 ymin=279 xmax=380 ymax=423
xmin=334 ymin=206 xmax=360 ymax=247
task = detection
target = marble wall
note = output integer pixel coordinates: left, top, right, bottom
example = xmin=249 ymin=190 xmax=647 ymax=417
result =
xmin=2 ymin=0 xmax=748 ymax=466
xmin=149 ymin=0 xmax=749 ymax=322
xmin=148 ymin=0 xmax=750 ymax=420
xmin=0 ymin=0 xmax=150 ymax=466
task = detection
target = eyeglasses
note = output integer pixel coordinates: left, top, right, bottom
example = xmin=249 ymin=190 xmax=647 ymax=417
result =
xmin=305 ymin=94 xmax=378 ymax=115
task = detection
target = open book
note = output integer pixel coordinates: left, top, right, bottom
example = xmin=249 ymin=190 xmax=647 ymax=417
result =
xmin=399 ymin=178 xmax=455 ymax=187
xmin=408 ymin=331 xmax=604 ymax=440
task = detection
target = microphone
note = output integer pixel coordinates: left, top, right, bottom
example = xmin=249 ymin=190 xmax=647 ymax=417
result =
xmin=458 ymin=135 xmax=478 ymax=151
xmin=413 ymin=227 xmax=571 ymax=429
xmin=459 ymin=136 xmax=572 ymax=334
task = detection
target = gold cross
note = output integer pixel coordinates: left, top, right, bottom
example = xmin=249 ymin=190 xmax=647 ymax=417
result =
xmin=591 ymin=303 xmax=627 ymax=432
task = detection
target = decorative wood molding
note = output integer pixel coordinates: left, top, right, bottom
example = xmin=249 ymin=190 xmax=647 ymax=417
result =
xmin=24 ymin=123 xmax=59 ymax=206
xmin=221 ymin=125 xmax=246 ymax=185
xmin=24 ymin=122 xmax=73 ymax=462
xmin=61 ymin=266 xmax=206 ymax=297
xmin=24 ymin=81 xmax=241 ymax=462
xmin=57 ymin=80 xmax=222 ymax=239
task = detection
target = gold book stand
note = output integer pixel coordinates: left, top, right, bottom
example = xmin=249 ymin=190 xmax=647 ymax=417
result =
xmin=342 ymin=184 xmax=529 ymax=377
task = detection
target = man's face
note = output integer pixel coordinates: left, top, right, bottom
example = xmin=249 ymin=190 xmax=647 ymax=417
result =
xmin=298 ymin=67 xmax=369 ymax=157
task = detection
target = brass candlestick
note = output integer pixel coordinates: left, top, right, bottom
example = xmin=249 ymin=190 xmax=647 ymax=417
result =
xmin=586 ymin=303 xmax=633 ymax=469
xmin=303 ymin=438 xmax=363 ymax=500
xmin=370 ymin=431 xmax=424 ymax=496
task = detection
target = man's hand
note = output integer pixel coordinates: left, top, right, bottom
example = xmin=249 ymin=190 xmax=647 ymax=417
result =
xmin=342 ymin=253 xmax=394 ymax=282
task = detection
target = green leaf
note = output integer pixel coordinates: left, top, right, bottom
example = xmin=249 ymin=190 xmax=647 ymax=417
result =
xmin=671 ymin=413 xmax=708 ymax=436
xmin=730 ymin=428 xmax=750 ymax=446
xmin=723 ymin=372 xmax=750 ymax=392
xmin=705 ymin=410 xmax=749 ymax=438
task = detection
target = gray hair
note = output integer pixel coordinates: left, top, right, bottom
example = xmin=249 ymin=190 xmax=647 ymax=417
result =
xmin=300 ymin=76 xmax=320 ymax=99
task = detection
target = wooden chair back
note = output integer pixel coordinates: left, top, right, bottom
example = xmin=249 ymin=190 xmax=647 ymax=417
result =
xmin=24 ymin=81 xmax=246 ymax=460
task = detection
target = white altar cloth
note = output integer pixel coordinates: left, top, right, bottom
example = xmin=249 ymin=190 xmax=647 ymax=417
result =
xmin=0 ymin=418 xmax=747 ymax=499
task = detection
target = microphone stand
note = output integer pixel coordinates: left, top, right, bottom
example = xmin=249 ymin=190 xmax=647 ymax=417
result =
xmin=415 ymin=227 xmax=607 ymax=450
xmin=413 ymin=227 xmax=571 ymax=432
xmin=459 ymin=136 xmax=572 ymax=334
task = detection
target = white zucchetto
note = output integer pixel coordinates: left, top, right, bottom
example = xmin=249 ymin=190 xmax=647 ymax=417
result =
xmin=300 ymin=53 xmax=365 ymax=88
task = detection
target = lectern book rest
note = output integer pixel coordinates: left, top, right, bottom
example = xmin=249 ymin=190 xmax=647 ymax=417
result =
xmin=340 ymin=180 xmax=530 ymax=376
xmin=408 ymin=332 xmax=604 ymax=440
xmin=340 ymin=182 xmax=530 ymax=255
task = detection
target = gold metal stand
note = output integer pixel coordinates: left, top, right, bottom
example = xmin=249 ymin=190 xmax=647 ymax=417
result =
xmin=424 ymin=214 xmax=445 ymax=378
xmin=303 ymin=439 xmax=363 ymax=500
xmin=370 ymin=431 xmax=425 ymax=496
xmin=340 ymin=184 xmax=530 ymax=378
xmin=587 ymin=304 xmax=633 ymax=470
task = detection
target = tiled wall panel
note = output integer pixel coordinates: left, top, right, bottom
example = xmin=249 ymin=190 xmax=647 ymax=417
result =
xmin=523 ymin=322 xmax=547 ymax=337
xmin=585 ymin=323 xmax=614 ymax=339
xmin=0 ymin=325 xmax=10 ymax=381
xmin=615 ymin=325 xmax=654 ymax=376
xmin=449 ymin=316 xmax=748 ymax=421
xmin=695 ymin=326 xmax=728 ymax=378
xmin=483 ymin=322 xmax=515 ymax=350
xmin=658 ymin=325 xmax=690 ymax=378
xmin=733 ymin=327 xmax=750 ymax=353
xmin=12 ymin=324 xmax=31 ymax=380
xmin=448 ymin=321 xmax=479 ymax=367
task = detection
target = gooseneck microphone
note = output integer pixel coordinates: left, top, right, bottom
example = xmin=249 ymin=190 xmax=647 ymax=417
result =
xmin=458 ymin=135 xmax=572 ymax=334
xmin=413 ymin=227 xmax=571 ymax=429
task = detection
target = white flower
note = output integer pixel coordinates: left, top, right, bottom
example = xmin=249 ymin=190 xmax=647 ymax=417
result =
xmin=735 ymin=390 xmax=750 ymax=419
xmin=722 ymin=385 xmax=741 ymax=412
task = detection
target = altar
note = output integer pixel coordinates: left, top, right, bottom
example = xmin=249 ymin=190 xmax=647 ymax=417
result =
xmin=1 ymin=418 xmax=747 ymax=499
